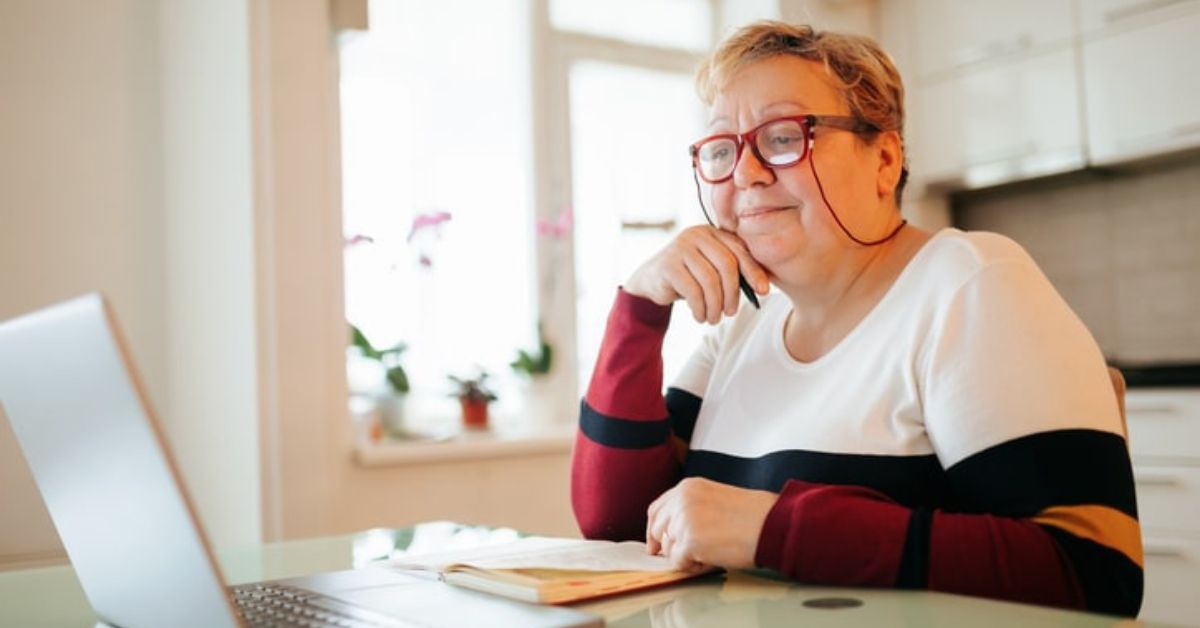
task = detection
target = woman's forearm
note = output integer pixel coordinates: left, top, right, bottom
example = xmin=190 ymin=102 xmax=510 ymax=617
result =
xmin=571 ymin=289 xmax=683 ymax=540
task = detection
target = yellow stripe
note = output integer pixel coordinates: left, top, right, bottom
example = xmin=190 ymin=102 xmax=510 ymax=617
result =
xmin=1031 ymin=505 xmax=1144 ymax=568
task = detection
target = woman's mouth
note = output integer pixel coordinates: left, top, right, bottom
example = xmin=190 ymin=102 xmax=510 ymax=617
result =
xmin=738 ymin=205 xmax=794 ymax=219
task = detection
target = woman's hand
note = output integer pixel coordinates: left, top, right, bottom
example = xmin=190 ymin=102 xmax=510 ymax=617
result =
xmin=624 ymin=226 xmax=769 ymax=324
xmin=646 ymin=477 xmax=778 ymax=571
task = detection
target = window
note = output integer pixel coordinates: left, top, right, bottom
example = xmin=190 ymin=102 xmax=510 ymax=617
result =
xmin=550 ymin=0 xmax=713 ymax=51
xmin=568 ymin=61 xmax=707 ymax=389
xmin=340 ymin=0 xmax=733 ymax=430
xmin=340 ymin=0 xmax=535 ymax=419
xmin=547 ymin=2 xmax=718 ymax=395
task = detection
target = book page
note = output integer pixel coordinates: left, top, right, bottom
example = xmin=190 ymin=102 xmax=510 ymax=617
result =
xmin=386 ymin=536 xmax=675 ymax=573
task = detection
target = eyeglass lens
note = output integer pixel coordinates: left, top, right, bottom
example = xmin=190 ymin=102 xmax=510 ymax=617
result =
xmin=695 ymin=119 xmax=810 ymax=181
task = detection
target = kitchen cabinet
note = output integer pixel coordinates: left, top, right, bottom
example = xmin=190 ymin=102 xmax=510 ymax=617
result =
xmin=908 ymin=0 xmax=1084 ymax=189
xmin=915 ymin=47 xmax=1085 ymax=188
xmin=894 ymin=0 xmax=1200 ymax=191
xmin=911 ymin=0 xmax=1075 ymax=80
xmin=1125 ymin=389 xmax=1200 ymax=626
xmin=1081 ymin=5 xmax=1200 ymax=165
xmin=1139 ymin=534 xmax=1200 ymax=626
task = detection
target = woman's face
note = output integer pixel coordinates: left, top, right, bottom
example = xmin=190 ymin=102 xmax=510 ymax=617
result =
xmin=705 ymin=55 xmax=900 ymax=279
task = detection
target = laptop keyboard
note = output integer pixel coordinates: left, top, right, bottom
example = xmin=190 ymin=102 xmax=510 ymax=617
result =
xmin=230 ymin=583 xmax=407 ymax=627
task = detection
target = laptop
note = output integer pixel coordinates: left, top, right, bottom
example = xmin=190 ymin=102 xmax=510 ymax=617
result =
xmin=0 ymin=294 xmax=601 ymax=628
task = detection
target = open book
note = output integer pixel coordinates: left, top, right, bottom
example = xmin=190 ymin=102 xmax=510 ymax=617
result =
xmin=385 ymin=536 xmax=718 ymax=605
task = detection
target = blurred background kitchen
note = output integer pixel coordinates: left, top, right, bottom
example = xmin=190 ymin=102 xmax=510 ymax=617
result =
xmin=2 ymin=0 xmax=1198 ymax=624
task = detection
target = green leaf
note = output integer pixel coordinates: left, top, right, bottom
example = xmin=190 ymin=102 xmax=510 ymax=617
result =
xmin=510 ymin=325 xmax=553 ymax=376
xmin=447 ymin=372 xmax=496 ymax=402
xmin=351 ymin=324 xmax=407 ymax=364
xmin=350 ymin=324 xmax=382 ymax=360
xmin=386 ymin=365 xmax=410 ymax=394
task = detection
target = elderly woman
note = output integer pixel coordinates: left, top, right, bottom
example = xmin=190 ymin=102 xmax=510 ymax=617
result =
xmin=571 ymin=21 xmax=1142 ymax=617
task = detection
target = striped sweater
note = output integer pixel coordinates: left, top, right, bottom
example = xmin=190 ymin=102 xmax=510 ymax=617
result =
xmin=571 ymin=229 xmax=1142 ymax=616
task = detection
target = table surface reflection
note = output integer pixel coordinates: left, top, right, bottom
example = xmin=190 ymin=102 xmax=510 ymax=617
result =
xmin=0 ymin=522 xmax=1156 ymax=627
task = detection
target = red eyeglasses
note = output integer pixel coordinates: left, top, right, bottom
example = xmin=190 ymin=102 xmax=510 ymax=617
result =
xmin=689 ymin=114 xmax=876 ymax=183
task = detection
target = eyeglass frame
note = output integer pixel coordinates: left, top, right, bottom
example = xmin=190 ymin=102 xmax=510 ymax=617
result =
xmin=688 ymin=114 xmax=880 ymax=184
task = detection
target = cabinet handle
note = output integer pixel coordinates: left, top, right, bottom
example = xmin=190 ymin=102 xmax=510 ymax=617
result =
xmin=1127 ymin=404 xmax=1179 ymax=416
xmin=1135 ymin=472 xmax=1182 ymax=486
xmin=951 ymin=34 xmax=1033 ymax=70
xmin=1171 ymin=121 xmax=1200 ymax=138
xmin=1105 ymin=0 xmax=1195 ymax=24
xmin=1144 ymin=542 xmax=1188 ymax=558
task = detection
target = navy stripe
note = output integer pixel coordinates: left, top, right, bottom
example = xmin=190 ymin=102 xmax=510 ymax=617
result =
xmin=1041 ymin=525 xmax=1143 ymax=617
xmin=946 ymin=429 xmax=1137 ymax=518
xmin=665 ymin=387 xmax=701 ymax=442
xmin=683 ymin=449 xmax=953 ymax=508
xmin=896 ymin=508 xmax=932 ymax=589
xmin=579 ymin=400 xmax=670 ymax=449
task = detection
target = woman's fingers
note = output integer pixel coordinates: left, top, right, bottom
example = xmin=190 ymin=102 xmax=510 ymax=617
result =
xmin=648 ymin=488 xmax=694 ymax=569
xmin=691 ymin=235 xmax=742 ymax=317
xmin=711 ymin=229 xmax=770 ymax=294
xmin=624 ymin=224 xmax=766 ymax=323
xmin=662 ymin=262 xmax=707 ymax=323
xmin=646 ymin=491 xmax=668 ymax=555
xmin=681 ymin=253 xmax=724 ymax=323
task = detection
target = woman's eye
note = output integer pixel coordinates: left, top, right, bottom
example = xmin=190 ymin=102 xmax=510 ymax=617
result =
xmin=706 ymin=146 xmax=731 ymax=161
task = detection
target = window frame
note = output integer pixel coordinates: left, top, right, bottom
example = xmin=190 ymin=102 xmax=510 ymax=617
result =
xmin=528 ymin=0 xmax=718 ymax=421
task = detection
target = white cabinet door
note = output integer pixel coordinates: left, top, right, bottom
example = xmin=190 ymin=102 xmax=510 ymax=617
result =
xmin=1126 ymin=390 xmax=1200 ymax=462
xmin=1083 ymin=10 xmax=1200 ymax=164
xmin=912 ymin=0 xmax=1075 ymax=79
xmin=916 ymin=46 xmax=1085 ymax=188
xmin=1136 ymin=465 xmax=1200 ymax=534
xmin=1141 ymin=533 xmax=1200 ymax=626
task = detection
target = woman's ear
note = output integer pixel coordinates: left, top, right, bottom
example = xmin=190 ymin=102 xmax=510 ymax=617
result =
xmin=875 ymin=130 xmax=904 ymax=202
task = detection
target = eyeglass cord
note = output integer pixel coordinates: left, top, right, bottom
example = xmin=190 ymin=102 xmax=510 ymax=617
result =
xmin=807 ymin=142 xmax=906 ymax=246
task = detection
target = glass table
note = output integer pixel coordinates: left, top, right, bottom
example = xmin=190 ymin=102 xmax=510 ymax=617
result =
xmin=0 ymin=522 xmax=1157 ymax=627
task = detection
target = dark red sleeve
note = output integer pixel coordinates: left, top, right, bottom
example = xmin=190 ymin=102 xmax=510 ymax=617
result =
xmin=754 ymin=480 xmax=1086 ymax=610
xmin=571 ymin=288 xmax=683 ymax=541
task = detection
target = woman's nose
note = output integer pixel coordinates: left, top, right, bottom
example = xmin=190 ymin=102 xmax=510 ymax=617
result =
xmin=732 ymin=144 xmax=776 ymax=189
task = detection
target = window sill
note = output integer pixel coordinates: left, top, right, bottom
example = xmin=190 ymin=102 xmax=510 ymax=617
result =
xmin=353 ymin=422 xmax=576 ymax=467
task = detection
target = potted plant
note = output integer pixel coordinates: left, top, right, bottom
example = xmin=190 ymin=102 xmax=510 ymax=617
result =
xmin=448 ymin=371 xmax=497 ymax=430
xmin=350 ymin=324 xmax=409 ymax=436
xmin=510 ymin=323 xmax=554 ymax=424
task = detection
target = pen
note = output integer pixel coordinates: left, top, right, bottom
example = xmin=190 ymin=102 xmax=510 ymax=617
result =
xmin=738 ymin=273 xmax=760 ymax=309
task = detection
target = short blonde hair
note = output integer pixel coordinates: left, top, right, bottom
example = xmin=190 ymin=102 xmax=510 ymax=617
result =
xmin=696 ymin=21 xmax=909 ymax=204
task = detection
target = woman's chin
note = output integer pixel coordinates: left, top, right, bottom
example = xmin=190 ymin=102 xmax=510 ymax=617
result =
xmin=742 ymin=242 xmax=795 ymax=272
xmin=740 ymin=229 xmax=794 ymax=257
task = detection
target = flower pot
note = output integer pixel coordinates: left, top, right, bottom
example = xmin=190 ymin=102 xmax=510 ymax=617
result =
xmin=377 ymin=393 xmax=409 ymax=437
xmin=460 ymin=398 xmax=490 ymax=429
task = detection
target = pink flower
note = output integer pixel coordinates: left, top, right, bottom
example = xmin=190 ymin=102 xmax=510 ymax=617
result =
xmin=344 ymin=234 xmax=375 ymax=248
xmin=536 ymin=207 xmax=573 ymax=240
xmin=407 ymin=211 xmax=453 ymax=243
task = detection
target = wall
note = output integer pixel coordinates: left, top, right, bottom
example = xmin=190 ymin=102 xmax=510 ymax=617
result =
xmin=955 ymin=157 xmax=1200 ymax=363
xmin=0 ymin=0 xmax=165 ymax=566
xmin=0 ymin=0 xmax=262 ymax=563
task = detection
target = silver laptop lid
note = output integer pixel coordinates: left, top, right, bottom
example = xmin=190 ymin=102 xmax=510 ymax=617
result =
xmin=0 ymin=294 xmax=238 ymax=628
